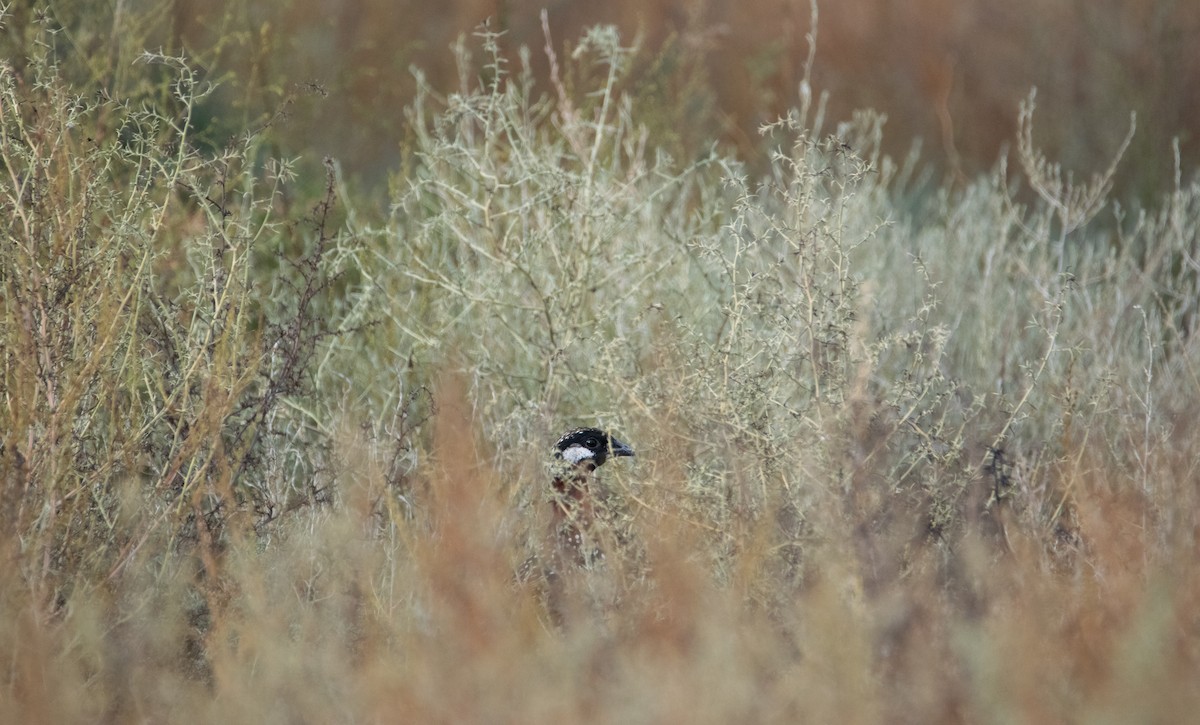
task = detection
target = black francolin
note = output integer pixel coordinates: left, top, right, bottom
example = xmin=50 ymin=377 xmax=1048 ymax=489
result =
xmin=517 ymin=427 xmax=635 ymax=588
xmin=548 ymin=427 xmax=634 ymax=566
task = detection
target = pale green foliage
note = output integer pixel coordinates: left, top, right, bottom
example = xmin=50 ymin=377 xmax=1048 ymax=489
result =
xmin=345 ymin=26 xmax=1200 ymax=552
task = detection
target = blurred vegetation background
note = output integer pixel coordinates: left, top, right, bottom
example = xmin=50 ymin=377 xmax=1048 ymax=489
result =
xmin=165 ymin=0 xmax=1200 ymax=199
xmin=9 ymin=0 xmax=1193 ymax=196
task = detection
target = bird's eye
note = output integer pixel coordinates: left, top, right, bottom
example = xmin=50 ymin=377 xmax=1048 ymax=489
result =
xmin=585 ymin=437 xmax=599 ymax=449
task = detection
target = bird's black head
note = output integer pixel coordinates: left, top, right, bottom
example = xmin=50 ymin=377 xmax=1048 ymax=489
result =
xmin=555 ymin=427 xmax=634 ymax=468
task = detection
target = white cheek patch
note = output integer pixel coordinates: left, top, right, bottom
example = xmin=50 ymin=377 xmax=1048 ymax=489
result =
xmin=560 ymin=445 xmax=595 ymax=465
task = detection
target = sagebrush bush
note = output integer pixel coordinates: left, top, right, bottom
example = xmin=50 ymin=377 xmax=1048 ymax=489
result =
xmin=0 ymin=41 xmax=355 ymax=597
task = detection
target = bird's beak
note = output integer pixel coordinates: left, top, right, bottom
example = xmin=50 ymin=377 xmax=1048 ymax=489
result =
xmin=609 ymin=436 xmax=635 ymax=458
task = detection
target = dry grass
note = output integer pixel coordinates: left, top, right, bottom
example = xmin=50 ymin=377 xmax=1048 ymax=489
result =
xmin=2 ymin=5 xmax=1200 ymax=723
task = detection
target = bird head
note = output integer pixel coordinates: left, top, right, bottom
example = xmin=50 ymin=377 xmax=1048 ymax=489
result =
xmin=554 ymin=427 xmax=634 ymax=469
